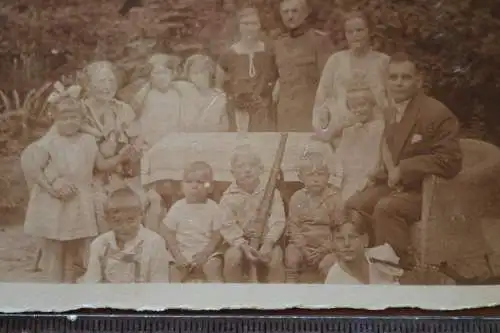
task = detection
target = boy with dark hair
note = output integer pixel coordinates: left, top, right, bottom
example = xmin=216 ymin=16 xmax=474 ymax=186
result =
xmin=80 ymin=187 xmax=171 ymax=283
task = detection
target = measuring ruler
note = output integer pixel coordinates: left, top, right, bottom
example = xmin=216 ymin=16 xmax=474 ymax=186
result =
xmin=1 ymin=314 xmax=499 ymax=333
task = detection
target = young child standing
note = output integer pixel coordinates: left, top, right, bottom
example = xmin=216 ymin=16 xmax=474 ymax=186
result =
xmin=285 ymin=152 xmax=340 ymax=283
xmin=324 ymin=209 xmax=403 ymax=285
xmin=80 ymin=187 xmax=171 ymax=283
xmin=219 ymin=145 xmax=286 ymax=283
xmin=333 ymin=78 xmax=386 ymax=204
xmin=23 ymin=96 xmax=136 ymax=283
xmin=162 ymin=161 xmax=224 ymax=283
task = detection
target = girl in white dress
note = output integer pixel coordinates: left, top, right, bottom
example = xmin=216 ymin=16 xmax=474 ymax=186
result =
xmin=182 ymin=54 xmax=229 ymax=132
xmin=135 ymin=54 xmax=184 ymax=148
xmin=333 ymin=77 xmax=385 ymax=204
xmin=23 ymin=96 xmax=137 ymax=283
xmin=325 ymin=209 xmax=403 ymax=285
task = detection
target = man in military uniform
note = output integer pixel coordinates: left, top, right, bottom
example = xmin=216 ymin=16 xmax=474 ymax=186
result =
xmin=273 ymin=0 xmax=334 ymax=132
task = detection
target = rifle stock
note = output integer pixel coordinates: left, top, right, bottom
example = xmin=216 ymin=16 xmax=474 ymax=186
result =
xmin=248 ymin=133 xmax=288 ymax=283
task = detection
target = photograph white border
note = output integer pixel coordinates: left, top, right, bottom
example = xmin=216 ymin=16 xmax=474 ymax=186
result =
xmin=1 ymin=284 xmax=499 ymax=312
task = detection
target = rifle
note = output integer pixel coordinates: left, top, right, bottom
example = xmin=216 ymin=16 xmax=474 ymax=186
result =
xmin=248 ymin=132 xmax=288 ymax=283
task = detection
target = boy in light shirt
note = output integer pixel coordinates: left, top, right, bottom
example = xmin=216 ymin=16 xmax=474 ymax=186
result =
xmin=285 ymin=152 xmax=340 ymax=282
xmin=219 ymin=145 xmax=286 ymax=283
xmin=80 ymin=187 xmax=171 ymax=283
xmin=162 ymin=161 xmax=224 ymax=282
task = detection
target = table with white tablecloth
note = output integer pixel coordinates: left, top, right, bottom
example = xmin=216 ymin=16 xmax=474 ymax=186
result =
xmin=141 ymin=132 xmax=339 ymax=185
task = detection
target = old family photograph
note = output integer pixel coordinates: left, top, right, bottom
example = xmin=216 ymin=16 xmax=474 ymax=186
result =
xmin=1 ymin=0 xmax=500 ymax=287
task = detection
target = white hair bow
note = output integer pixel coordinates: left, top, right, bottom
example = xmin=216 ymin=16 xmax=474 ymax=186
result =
xmin=47 ymin=81 xmax=82 ymax=104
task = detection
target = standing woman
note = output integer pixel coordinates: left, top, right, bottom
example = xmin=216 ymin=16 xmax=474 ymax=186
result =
xmin=216 ymin=5 xmax=278 ymax=132
xmin=313 ymin=10 xmax=390 ymax=136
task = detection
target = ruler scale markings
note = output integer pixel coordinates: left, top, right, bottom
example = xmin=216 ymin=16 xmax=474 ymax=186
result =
xmin=2 ymin=315 xmax=500 ymax=332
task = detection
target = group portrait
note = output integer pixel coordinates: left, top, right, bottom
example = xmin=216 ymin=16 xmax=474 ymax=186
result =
xmin=1 ymin=0 xmax=500 ymax=304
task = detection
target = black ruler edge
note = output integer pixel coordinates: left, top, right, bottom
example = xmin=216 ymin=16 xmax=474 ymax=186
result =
xmin=1 ymin=310 xmax=500 ymax=332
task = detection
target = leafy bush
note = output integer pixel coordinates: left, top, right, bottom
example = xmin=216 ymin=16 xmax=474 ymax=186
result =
xmin=1 ymin=0 xmax=499 ymax=144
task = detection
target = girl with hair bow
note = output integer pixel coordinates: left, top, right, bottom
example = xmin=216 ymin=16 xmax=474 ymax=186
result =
xmin=21 ymin=84 xmax=137 ymax=283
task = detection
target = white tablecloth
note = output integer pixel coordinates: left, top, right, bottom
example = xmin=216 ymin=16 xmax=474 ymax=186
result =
xmin=141 ymin=132 xmax=338 ymax=184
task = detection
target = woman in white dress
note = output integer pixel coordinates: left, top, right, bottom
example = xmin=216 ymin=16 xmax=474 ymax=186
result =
xmin=313 ymin=10 xmax=390 ymax=137
xmin=325 ymin=209 xmax=404 ymax=285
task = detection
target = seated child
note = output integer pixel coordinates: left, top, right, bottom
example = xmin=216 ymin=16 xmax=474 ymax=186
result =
xmin=219 ymin=145 xmax=286 ymax=283
xmin=333 ymin=78 xmax=385 ymax=204
xmin=285 ymin=152 xmax=340 ymax=283
xmin=23 ymin=96 xmax=137 ymax=283
xmin=324 ymin=209 xmax=404 ymax=285
xmin=80 ymin=187 xmax=172 ymax=283
xmin=161 ymin=161 xmax=224 ymax=283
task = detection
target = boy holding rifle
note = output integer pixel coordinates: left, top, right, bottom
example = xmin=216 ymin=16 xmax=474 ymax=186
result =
xmin=219 ymin=143 xmax=287 ymax=283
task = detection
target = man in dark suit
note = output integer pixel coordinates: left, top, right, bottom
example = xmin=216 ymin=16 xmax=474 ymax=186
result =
xmin=346 ymin=52 xmax=463 ymax=269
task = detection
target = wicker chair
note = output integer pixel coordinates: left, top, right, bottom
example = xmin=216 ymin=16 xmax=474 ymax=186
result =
xmin=410 ymin=139 xmax=500 ymax=284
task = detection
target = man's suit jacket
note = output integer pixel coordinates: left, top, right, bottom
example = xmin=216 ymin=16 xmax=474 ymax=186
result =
xmin=383 ymin=92 xmax=463 ymax=191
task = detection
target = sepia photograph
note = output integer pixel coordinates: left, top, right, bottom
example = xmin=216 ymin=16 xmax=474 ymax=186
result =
xmin=1 ymin=0 xmax=500 ymax=311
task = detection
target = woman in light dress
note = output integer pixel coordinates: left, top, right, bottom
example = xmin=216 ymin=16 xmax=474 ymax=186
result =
xmin=22 ymin=94 xmax=135 ymax=283
xmin=313 ymin=10 xmax=390 ymax=138
xmin=80 ymin=61 xmax=137 ymax=143
xmin=78 ymin=61 xmax=144 ymax=232
xmin=325 ymin=209 xmax=403 ymax=285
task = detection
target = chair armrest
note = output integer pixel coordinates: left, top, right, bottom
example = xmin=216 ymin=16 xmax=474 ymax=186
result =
xmin=412 ymin=175 xmax=439 ymax=266
xmin=414 ymin=165 xmax=500 ymax=279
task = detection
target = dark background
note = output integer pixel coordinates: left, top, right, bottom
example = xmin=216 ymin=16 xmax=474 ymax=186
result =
xmin=1 ymin=0 xmax=500 ymax=142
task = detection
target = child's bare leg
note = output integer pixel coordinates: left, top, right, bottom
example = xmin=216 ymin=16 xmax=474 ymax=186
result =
xmin=266 ymin=246 xmax=285 ymax=283
xmin=318 ymin=253 xmax=337 ymax=278
xmin=66 ymin=239 xmax=89 ymax=283
xmin=169 ymin=264 xmax=184 ymax=283
xmin=143 ymin=190 xmax=164 ymax=233
xmin=223 ymin=246 xmax=244 ymax=283
xmin=94 ymin=189 xmax=109 ymax=234
xmin=62 ymin=240 xmax=76 ymax=283
xmin=202 ymin=256 xmax=223 ymax=283
xmin=31 ymin=242 xmax=43 ymax=272
xmin=44 ymin=239 xmax=65 ymax=282
xmin=284 ymin=243 xmax=303 ymax=283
